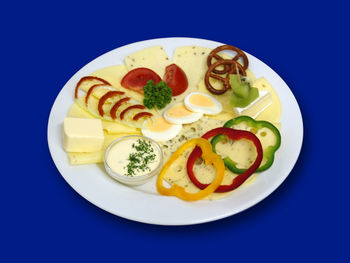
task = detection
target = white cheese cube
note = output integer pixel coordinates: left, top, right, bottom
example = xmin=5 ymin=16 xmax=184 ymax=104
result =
xmin=63 ymin=117 xmax=104 ymax=152
xmin=234 ymin=90 xmax=272 ymax=118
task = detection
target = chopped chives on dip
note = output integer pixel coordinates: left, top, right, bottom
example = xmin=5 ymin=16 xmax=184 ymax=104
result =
xmin=106 ymin=137 xmax=160 ymax=177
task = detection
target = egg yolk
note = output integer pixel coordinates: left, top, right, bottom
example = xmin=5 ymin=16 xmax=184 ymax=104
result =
xmin=150 ymin=117 xmax=173 ymax=132
xmin=189 ymin=94 xmax=215 ymax=107
xmin=166 ymin=104 xmax=193 ymax=118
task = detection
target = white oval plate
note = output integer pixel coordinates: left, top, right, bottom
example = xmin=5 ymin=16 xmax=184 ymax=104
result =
xmin=47 ymin=37 xmax=303 ymax=225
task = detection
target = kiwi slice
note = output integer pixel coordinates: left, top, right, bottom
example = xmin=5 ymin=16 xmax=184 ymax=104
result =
xmin=229 ymin=75 xmax=259 ymax=108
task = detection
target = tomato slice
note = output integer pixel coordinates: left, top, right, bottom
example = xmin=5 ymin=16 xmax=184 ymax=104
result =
xmin=164 ymin=64 xmax=188 ymax=96
xmin=121 ymin=68 xmax=161 ymax=93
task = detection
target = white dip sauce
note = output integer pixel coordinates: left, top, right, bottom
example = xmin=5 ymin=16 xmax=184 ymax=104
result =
xmin=106 ymin=138 xmax=160 ymax=177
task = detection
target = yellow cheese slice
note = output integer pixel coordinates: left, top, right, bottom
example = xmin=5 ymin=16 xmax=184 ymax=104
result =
xmin=159 ymin=116 xmax=226 ymax=162
xmin=76 ymin=78 xmax=110 ymax=94
xmin=173 ymin=46 xmax=212 ymax=89
xmin=67 ymin=101 xmax=94 ymax=119
xmin=75 ymin=71 xmax=122 ymax=102
xmin=67 ymin=102 xmax=140 ymax=134
xmin=90 ymin=65 xmax=144 ymax=103
xmin=68 ymin=132 xmax=140 ymax=165
xmin=171 ymin=46 xmax=212 ymax=103
xmin=124 ymin=46 xmax=170 ymax=78
xmin=102 ymin=120 xmax=140 ymax=134
xmin=90 ymin=65 xmax=127 ymax=88
xmin=215 ymin=138 xmax=259 ymax=168
xmin=252 ymin=77 xmax=282 ymax=124
xmin=68 ymin=149 xmax=104 ymax=165
xmin=75 ymin=95 xmax=156 ymax=129
xmin=206 ymin=111 xmax=236 ymax=121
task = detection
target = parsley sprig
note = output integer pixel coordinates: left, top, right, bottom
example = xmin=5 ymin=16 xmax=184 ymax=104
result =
xmin=143 ymin=80 xmax=172 ymax=109
xmin=125 ymin=139 xmax=156 ymax=176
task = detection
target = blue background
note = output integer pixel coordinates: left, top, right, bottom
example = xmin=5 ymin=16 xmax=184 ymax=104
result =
xmin=2 ymin=0 xmax=349 ymax=262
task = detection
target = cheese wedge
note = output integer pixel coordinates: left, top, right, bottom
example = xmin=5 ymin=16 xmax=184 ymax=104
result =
xmin=124 ymin=46 xmax=170 ymax=77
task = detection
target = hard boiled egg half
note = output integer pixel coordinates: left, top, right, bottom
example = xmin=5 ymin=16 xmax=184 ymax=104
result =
xmin=141 ymin=116 xmax=182 ymax=142
xmin=184 ymin=92 xmax=222 ymax=115
xmin=163 ymin=103 xmax=202 ymax=124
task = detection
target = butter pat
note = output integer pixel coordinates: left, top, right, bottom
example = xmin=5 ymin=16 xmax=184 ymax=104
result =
xmin=234 ymin=90 xmax=272 ymax=118
xmin=63 ymin=117 xmax=104 ymax=152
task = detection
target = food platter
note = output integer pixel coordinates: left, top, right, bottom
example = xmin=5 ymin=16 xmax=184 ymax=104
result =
xmin=47 ymin=37 xmax=303 ymax=225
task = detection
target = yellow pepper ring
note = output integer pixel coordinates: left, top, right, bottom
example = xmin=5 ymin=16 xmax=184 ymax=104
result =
xmin=156 ymin=138 xmax=225 ymax=201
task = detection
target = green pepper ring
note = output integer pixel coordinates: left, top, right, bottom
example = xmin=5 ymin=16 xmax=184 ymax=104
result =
xmin=211 ymin=116 xmax=281 ymax=174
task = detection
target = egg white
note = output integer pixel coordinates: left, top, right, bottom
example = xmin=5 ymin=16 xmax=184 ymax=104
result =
xmin=184 ymin=92 xmax=222 ymax=115
xmin=141 ymin=116 xmax=182 ymax=142
xmin=163 ymin=103 xmax=203 ymax=124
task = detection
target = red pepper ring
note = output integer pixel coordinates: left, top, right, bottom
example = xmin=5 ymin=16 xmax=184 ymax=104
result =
xmin=186 ymin=127 xmax=263 ymax=193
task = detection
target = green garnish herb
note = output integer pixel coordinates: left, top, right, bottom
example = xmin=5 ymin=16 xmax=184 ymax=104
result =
xmin=143 ymin=80 xmax=172 ymax=110
xmin=124 ymin=139 xmax=156 ymax=176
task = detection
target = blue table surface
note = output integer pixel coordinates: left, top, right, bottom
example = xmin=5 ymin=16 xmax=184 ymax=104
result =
xmin=1 ymin=0 xmax=349 ymax=262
